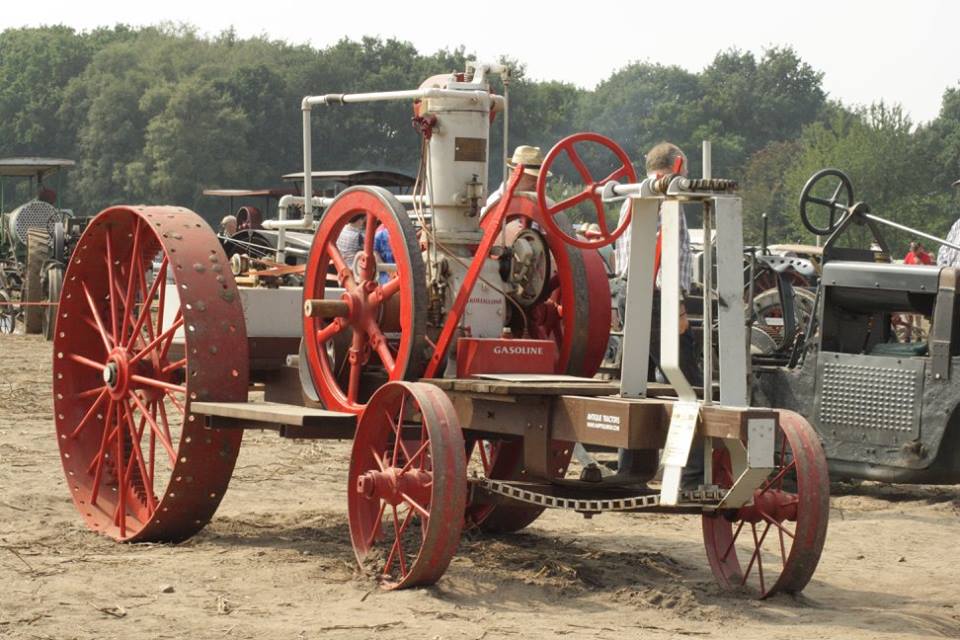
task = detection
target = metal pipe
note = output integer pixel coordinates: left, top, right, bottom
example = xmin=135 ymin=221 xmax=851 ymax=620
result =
xmin=863 ymin=212 xmax=960 ymax=253
xmin=304 ymin=88 xmax=502 ymax=108
xmin=701 ymin=141 xmax=713 ymax=406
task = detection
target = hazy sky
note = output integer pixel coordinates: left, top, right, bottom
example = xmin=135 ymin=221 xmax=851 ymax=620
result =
xmin=4 ymin=1 xmax=959 ymax=124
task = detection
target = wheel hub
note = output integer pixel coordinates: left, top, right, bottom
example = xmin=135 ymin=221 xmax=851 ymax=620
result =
xmin=103 ymin=349 xmax=133 ymax=400
xmin=357 ymin=468 xmax=432 ymax=507
xmin=737 ymin=488 xmax=799 ymax=524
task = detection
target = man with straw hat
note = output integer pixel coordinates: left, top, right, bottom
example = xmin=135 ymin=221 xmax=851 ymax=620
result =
xmin=483 ymin=145 xmax=550 ymax=213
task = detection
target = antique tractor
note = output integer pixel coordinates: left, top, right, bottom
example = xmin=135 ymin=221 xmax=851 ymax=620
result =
xmin=51 ymin=63 xmax=829 ymax=598
xmin=0 ymin=157 xmax=81 ymax=337
xmin=754 ymin=168 xmax=960 ymax=483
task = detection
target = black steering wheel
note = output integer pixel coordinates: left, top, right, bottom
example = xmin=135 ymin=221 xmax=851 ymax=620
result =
xmin=799 ymin=169 xmax=855 ymax=236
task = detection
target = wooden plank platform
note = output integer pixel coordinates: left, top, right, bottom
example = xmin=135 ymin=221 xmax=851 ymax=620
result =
xmin=191 ymin=401 xmax=356 ymax=439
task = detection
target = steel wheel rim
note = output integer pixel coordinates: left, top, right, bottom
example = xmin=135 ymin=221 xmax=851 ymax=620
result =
xmin=702 ymin=410 xmax=829 ymax=597
xmin=53 ymin=206 xmax=248 ymax=542
xmin=348 ymin=381 xmax=466 ymax=589
xmin=303 ymin=187 xmax=427 ymax=414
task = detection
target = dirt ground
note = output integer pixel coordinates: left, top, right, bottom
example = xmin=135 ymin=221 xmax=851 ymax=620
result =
xmin=1 ymin=334 xmax=959 ymax=640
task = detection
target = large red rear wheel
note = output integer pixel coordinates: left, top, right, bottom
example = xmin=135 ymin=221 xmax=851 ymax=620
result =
xmin=702 ymin=410 xmax=829 ymax=597
xmin=53 ymin=206 xmax=248 ymax=542
xmin=348 ymin=381 xmax=466 ymax=589
xmin=303 ymin=187 xmax=428 ymax=414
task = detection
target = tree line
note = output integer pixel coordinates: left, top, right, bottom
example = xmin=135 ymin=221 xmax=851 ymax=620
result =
xmin=2 ymin=24 xmax=959 ymax=252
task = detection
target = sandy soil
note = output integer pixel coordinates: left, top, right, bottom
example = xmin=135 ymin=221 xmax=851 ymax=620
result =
xmin=1 ymin=334 xmax=959 ymax=639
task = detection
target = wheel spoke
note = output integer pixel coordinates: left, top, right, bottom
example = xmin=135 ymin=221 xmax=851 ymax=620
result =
xmin=367 ymin=322 xmax=395 ymax=373
xmin=89 ymin=399 xmax=116 ymax=506
xmin=127 ymin=256 xmax=166 ymax=349
xmin=601 ymin=165 xmax=629 ymax=184
xmin=400 ymin=440 xmax=430 ymax=473
xmin=123 ymin=398 xmax=157 ymax=513
xmin=401 ymin=492 xmax=430 ymax=520
xmin=368 ymin=275 xmax=401 ymax=307
xmin=370 ymin=446 xmax=387 ymax=472
xmin=315 ymin=318 xmax=346 ymax=346
xmin=68 ymin=388 xmax=109 ymax=439
xmin=548 ymin=188 xmax=593 ymax=215
xmin=129 ymin=316 xmax=184 ymax=365
xmin=386 ymin=406 xmax=413 ymax=465
xmin=129 ymin=392 xmax=176 ymax=465
xmin=114 ymin=396 xmax=126 ymax=537
xmin=75 ymin=385 xmax=108 ymax=400
xmin=156 ymin=400 xmax=175 ymax=450
xmin=105 ymin=232 xmax=120 ymax=341
xmin=327 ymin=244 xmax=357 ymax=289
xmin=758 ymin=460 xmax=796 ymax=494
xmin=120 ymin=220 xmax=142 ymax=344
xmin=347 ymin=359 xmax=361 ymax=405
xmin=756 ymin=507 xmax=796 ymax=540
xmin=720 ymin=520 xmax=745 ymax=562
xmin=478 ymin=441 xmax=491 ymax=475
xmin=565 ymin=145 xmax=594 ymax=185
xmin=161 ymin=358 xmax=187 ymax=375
xmin=68 ymin=353 xmax=106 ymax=372
xmin=130 ymin=374 xmax=185 ymax=395
xmin=81 ymin=282 xmax=114 ymax=353
xmin=594 ymin=197 xmax=609 ymax=234
xmin=163 ymin=390 xmax=185 ymax=416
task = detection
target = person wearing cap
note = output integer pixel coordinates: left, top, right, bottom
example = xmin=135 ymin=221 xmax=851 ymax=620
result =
xmin=482 ymin=145 xmax=549 ymax=215
xmin=220 ymin=215 xmax=238 ymax=237
xmin=938 ymin=179 xmax=960 ymax=267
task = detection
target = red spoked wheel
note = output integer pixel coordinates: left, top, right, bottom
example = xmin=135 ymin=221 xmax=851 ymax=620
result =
xmin=464 ymin=438 xmax=572 ymax=533
xmin=489 ymin=195 xmax=609 ymax=377
xmin=53 ymin=206 xmax=248 ymax=542
xmin=535 ymin=132 xmax=637 ymax=250
xmin=348 ymin=381 xmax=466 ymax=589
xmin=702 ymin=410 xmax=829 ymax=598
xmin=303 ymin=187 xmax=428 ymax=414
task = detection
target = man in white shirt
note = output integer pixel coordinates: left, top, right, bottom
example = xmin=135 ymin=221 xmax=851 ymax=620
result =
xmin=937 ymin=179 xmax=960 ymax=267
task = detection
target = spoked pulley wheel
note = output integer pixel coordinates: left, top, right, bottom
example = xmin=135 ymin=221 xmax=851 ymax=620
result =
xmin=348 ymin=381 xmax=466 ymax=589
xmin=303 ymin=186 xmax=428 ymax=414
xmin=53 ymin=206 xmax=248 ymax=542
xmin=702 ymin=410 xmax=829 ymax=598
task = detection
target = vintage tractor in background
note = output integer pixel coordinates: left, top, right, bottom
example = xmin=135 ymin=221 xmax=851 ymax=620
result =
xmin=49 ymin=62 xmax=830 ymax=599
xmin=0 ymin=158 xmax=86 ymax=338
xmin=753 ymin=168 xmax=960 ymax=483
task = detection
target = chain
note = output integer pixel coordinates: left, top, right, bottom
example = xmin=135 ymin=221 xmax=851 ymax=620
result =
xmin=470 ymin=478 xmax=724 ymax=514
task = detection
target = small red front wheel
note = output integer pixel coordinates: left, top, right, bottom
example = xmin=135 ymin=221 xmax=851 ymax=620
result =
xmin=535 ymin=132 xmax=637 ymax=250
xmin=702 ymin=410 xmax=829 ymax=598
xmin=348 ymin=381 xmax=466 ymax=589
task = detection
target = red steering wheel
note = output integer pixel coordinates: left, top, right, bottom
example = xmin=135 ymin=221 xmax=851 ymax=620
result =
xmin=535 ymin=132 xmax=637 ymax=250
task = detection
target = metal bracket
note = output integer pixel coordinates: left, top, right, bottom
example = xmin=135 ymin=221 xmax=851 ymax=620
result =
xmin=930 ymin=269 xmax=957 ymax=381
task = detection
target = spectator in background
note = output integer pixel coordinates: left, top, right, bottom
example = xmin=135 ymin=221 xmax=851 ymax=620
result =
xmin=336 ymin=215 xmax=365 ymax=269
xmin=905 ymin=241 xmax=933 ymax=265
xmin=220 ymin=215 xmax=237 ymax=237
xmin=374 ymin=225 xmax=394 ymax=284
